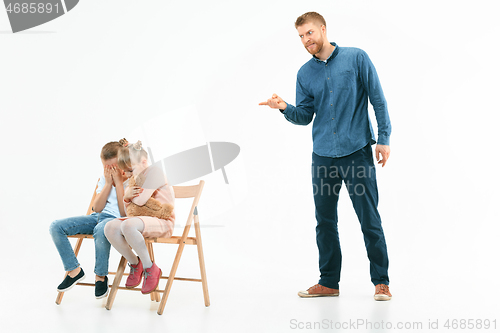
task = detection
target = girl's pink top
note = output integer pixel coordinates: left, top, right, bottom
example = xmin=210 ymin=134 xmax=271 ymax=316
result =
xmin=124 ymin=165 xmax=175 ymax=223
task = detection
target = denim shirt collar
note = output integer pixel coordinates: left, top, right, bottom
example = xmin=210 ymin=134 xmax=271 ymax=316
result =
xmin=312 ymin=42 xmax=339 ymax=63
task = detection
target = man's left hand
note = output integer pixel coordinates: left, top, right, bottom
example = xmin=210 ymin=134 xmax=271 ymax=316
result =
xmin=375 ymin=145 xmax=390 ymax=167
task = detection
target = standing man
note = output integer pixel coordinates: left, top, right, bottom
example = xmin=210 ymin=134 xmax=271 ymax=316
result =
xmin=259 ymin=12 xmax=392 ymax=301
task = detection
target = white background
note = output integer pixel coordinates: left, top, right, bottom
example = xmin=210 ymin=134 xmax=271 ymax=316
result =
xmin=1 ymin=1 xmax=499 ymax=332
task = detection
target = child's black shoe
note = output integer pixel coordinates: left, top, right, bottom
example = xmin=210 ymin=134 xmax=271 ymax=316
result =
xmin=57 ymin=268 xmax=85 ymax=292
xmin=95 ymin=276 xmax=109 ymax=299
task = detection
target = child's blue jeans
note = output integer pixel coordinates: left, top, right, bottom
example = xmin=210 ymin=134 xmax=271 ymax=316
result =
xmin=49 ymin=212 xmax=116 ymax=276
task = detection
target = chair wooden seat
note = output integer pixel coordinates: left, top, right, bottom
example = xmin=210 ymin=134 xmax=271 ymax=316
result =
xmin=67 ymin=234 xmax=197 ymax=244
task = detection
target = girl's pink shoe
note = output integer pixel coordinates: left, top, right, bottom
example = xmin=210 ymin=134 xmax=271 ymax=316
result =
xmin=126 ymin=257 xmax=143 ymax=288
xmin=141 ymin=263 xmax=162 ymax=294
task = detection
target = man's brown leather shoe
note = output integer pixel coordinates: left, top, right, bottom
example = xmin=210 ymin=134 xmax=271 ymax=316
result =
xmin=298 ymin=284 xmax=340 ymax=297
xmin=374 ymin=284 xmax=392 ymax=301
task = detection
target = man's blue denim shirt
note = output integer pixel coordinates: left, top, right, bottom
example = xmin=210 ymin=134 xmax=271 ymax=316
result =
xmin=283 ymin=42 xmax=391 ymax=158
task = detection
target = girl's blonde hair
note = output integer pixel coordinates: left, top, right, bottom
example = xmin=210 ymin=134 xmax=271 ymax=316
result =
xmin=117 ymin=140 xmax=148 ymax=170
xmin=100 ymin=138 xmax=129 ymax=161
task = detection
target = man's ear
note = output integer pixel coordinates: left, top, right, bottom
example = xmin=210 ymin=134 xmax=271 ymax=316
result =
xmin=321 ymin=24 xmax=327 ymax=35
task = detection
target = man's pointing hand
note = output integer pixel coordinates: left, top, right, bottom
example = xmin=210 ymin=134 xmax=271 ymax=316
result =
xmin=259 ymin=93 xmax=287 ymax=110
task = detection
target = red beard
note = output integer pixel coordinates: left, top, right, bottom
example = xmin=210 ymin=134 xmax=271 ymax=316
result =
xmin=305 ymin=38 xmax=323 ymax=56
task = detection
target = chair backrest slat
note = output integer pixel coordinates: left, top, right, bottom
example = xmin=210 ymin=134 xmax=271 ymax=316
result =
xmin=173 ymin=184 xmax=202 ymax=198
xmin=86 ymin=184 xmax=98 ymax=216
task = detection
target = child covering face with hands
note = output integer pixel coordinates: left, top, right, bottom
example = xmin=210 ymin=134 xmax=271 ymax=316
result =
xmin=50 ymin=139 xmax=130 ymax=299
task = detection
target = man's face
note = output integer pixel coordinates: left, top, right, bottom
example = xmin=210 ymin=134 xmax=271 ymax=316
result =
xmin=297 ymin=22 xmax=325 ymax=56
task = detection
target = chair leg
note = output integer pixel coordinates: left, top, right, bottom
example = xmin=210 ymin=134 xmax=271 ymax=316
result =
xmin=55 ymin=237 xmax=84 ymax=305
xmin=194 ymin=215 xmax=210 ymax=307
xmin=105 ymin=256 xmax=127 ymax=310
xmin=147 ymin=242 xmax=160 ymax=302
xmin=157 ymin=241 xmax=187 ymax=315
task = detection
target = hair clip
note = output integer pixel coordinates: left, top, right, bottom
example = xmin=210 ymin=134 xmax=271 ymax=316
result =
xmin=132 ymin=140 xmax=142 ymax=151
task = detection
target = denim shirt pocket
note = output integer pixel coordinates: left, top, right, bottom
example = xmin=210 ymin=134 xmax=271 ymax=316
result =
xmin=335 ymin=70 xmax=355 ymax=90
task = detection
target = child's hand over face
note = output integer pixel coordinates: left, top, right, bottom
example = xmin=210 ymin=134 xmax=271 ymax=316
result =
xmin=104 ymin=165 xmax=113 ymax=185
xmin=110 ymin=164 xmax=124 ymax=184
xmin=124 ymin=185 xmax=143 ymax=203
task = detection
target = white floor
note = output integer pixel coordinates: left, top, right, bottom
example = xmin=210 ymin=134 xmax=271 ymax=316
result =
xmin=4 ymin=197 xmax=499 ymax=333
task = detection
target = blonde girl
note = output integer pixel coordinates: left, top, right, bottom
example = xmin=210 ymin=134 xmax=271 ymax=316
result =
xmin=104 ymin=141 xmax=175 ymax=294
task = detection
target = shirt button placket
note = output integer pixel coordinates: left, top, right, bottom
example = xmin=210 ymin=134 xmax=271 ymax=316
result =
xmin=326 ymin=60 xmax=333 ymax=137
xmin=326 ymin=63 xmax=336 ymax=139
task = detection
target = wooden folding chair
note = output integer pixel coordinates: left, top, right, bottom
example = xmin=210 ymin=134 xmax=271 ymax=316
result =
xmin=105 ymin=180 xmax=209 ymax=315
xmin=54 ymin=182 xmax=161 ymax=305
